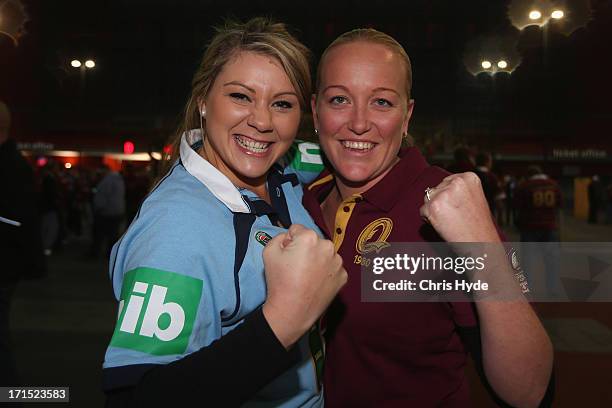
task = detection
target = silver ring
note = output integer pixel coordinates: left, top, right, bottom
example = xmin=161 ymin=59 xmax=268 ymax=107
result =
xmin=425 ymin=187 xmax=433 ymax=202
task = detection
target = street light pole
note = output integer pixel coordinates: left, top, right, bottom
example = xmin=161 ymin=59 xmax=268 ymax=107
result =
xmin=69 ymin=58 xmax=96 ymax=95
xmin=509 ymin=0 xmax=591 ymax=36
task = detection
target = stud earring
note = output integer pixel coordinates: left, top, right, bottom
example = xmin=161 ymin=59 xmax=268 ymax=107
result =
xmin=199 ymin=109 xmax=205 ymax=134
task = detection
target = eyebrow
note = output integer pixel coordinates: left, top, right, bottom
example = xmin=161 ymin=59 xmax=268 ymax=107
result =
xmin=223 ymin=81 xmax=255 ymax=93
xmin=223 ymin=81 xmax=298 ymax=99
xmin=273 ymin=91 xmax=299 ymax=99
xmin=322 ymin=84 xmax=401 ymax=97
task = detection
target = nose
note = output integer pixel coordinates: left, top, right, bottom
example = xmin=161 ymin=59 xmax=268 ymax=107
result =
xmin=247 ymin=103 xmax=273 ymax=133
xmin=347 ymin=104 xmax=370 ymax=135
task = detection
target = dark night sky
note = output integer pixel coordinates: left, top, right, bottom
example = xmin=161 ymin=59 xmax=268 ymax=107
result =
xmin=1 ymin=0 xmax=611 ymax=154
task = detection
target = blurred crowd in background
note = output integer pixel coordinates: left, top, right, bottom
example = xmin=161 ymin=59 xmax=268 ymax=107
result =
xmin=35 ymin=160 xmax=151 ymax=259
xmin=19 ymin=143 xmax=612 ymax=263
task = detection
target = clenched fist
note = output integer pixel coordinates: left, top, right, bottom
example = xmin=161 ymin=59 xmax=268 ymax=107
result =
xmin=262 ymin=224 xmax=347 ymax=348
xmin=419 ymin=172 xmax=500 ymax=243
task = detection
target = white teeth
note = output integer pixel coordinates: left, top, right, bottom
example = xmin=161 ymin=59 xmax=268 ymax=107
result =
xmin=234 ymin=135 xmax=270 ymax=153
xmin=341 ymin=140 xmax=374 ymax=151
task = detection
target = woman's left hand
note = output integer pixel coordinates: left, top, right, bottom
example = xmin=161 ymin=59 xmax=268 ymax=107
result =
xmin=419 ymin=172 xmax=500 ymax=243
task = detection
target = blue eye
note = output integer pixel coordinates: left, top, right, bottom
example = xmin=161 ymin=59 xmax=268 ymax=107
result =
xmin=230 ymin=92 xmax=251 ymax=102
xmin=329 ymin=96 xmax=349 ymax=105
xmin=374 ymin=98 xmax=392 ymax=107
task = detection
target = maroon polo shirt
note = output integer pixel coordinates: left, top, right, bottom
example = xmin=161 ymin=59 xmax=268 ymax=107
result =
xmin=515 ymin=176 xmax=562 ymax=231
xmin=303 ymin=147 xmax=478 ymax=407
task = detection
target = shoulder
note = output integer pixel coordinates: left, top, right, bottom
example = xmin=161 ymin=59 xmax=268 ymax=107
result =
xmin=142 ymin=173 xmax=219 ymax=227
xmin=280 ymin=140 xmax=324 ymax=185
xmin=417 ymin=165 xmax=450 ymax=187
xmin=111 ymin=165 xmax=233 ymax=282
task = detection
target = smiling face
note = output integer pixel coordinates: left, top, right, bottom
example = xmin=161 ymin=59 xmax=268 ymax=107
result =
xmin=313 ymin=41 xmax=414 ymax=194
xmin=201 ymin=51 xmax=301 ymax=191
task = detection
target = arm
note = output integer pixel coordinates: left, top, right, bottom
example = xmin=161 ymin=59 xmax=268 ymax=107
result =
xmin=105 ymin=307 xmax=299 ymax=407
xmin=420 ymin=172 xmax=553 ymax=407
xmin=105 ymin=225 xmax=346 ymax=406
xmin=281 ymin=141 xmax=325 ymax=185
xmin=459 ymin=324 xmax=555 ymax=408
xmin=473 ymin=292 xmax=553 ymax=407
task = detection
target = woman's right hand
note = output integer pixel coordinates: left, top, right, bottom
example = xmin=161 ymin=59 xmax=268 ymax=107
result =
xmin=262 ymin=224 xmax=347 ymax=349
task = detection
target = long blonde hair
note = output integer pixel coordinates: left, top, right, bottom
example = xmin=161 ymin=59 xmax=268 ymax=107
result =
xmin=164 ymin=17 xmax=312 ymax=168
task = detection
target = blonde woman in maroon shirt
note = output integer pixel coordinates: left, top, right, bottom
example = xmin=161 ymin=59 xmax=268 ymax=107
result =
xmin=303 ymin=29 xmax=553 ymax=407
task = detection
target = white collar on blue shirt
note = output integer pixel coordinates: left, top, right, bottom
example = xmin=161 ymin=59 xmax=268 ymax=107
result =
xmin=179 ymin=129 xmax=251 ymax=213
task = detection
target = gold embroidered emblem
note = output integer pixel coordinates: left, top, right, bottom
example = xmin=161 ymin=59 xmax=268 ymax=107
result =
xmin=355 ymin=217 xmax=393 ymax=255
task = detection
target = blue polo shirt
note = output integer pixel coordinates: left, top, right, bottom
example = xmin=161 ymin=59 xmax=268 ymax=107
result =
xmin=103 ymin=130 xmax=325 ymax=407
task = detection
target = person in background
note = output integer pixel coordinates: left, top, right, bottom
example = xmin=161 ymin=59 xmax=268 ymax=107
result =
xmin=447 ymin=145 xmax=475 ymax=174
xmin=88 ymin=165 xmax=126 ymax=258
xmin=0 ymin=100 xmax=46 ymax=386
xmin=473 ymin=151 xmax=505 ymax=220
xmin=588 ymin=174 xmax=603 ymax=224
xmin=305 ymin=28 xmax=554 ymax=407
xmin=39 ymin=161 xmax=60 ymax=256
xmin=515 ymin=165 xmax=563 ymax=297
xmin=606 ymin=180 xmax=612 ymax=224
xmin=64 ymin=167 xmax=83 ymax=238
xmin=502 ymin=173 xmax=517 ymax=226
xmin=122 ymin=163 xmax=151 ymax=224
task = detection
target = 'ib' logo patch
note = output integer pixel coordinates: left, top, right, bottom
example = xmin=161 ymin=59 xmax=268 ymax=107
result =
xmin=110 ymin=267 xmax=202 ymax=355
